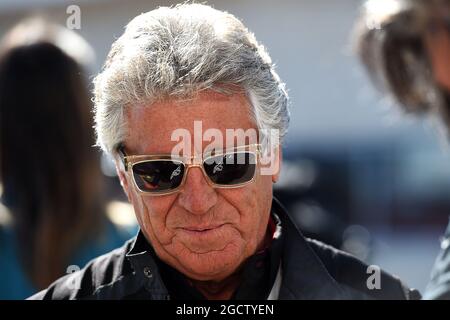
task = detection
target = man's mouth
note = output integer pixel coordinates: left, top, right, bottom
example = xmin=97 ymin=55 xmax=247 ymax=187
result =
xmin=179 ymin=223 xmax=226 ymax=234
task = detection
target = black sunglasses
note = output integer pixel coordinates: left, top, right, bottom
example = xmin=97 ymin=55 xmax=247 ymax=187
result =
xmin=118 ymin=144 xmax=261 ymax=195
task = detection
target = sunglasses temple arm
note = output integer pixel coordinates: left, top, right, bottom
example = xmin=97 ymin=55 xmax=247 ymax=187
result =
xmin=116 ymin=144 xmax=129 ymax=171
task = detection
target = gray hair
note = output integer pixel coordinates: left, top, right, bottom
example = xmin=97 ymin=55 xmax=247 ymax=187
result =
xmin=94 ymin=3 xmax=289 ymax=155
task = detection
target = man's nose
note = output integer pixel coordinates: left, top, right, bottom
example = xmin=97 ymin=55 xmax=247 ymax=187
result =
xmin=177 ymin=167 xmax=218 ymax=215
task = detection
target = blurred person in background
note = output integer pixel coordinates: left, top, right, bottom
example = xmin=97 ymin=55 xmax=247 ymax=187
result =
xmin=0 ymin=18 xmax=137 ymax=299
xmin=354 ymin=0 xmax=450 ymax=299
xmin=30 ymin=3 xmax=420 ymax=300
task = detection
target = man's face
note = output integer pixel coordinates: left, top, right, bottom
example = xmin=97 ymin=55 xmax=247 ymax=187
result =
xmin=117 ymin=91 xmax=279 ymax=282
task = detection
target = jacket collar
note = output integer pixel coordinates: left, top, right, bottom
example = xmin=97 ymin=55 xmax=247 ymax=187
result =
xmin=271 ymin=198 xmax=348 ymax=300
xmin=126 ymin=232 xmax=170 ymax=299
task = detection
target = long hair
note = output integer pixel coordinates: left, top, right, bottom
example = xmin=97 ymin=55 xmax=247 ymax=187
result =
xmin=353 ymin=0 xmax=450 ymax=132
xmin=0 ymin=21 xmax=103 ymax=289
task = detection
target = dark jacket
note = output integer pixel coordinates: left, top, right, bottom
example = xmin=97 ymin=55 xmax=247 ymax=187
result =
xmin=30 ymin=199 xmax=421 ymax=300
xmin=424 ymin=218 xmax=450 ymax=300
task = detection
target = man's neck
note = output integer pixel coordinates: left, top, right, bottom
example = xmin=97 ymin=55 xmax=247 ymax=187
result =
xmin=190 ymin=271 xmax=243 ymax=300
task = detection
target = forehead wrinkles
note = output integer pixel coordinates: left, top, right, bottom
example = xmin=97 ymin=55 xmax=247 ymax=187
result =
xmin=124 ymin=92 xmax=257 ymax=154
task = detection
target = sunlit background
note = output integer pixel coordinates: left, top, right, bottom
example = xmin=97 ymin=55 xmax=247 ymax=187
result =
xmin=1 ymin=0 xmax=449 ymax=293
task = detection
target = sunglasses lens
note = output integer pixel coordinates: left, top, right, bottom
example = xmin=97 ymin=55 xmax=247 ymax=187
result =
xmin=203 ymin=152 xmax=256 ymax=186
xmin=132 ymin=160 xmax=185 ymax=193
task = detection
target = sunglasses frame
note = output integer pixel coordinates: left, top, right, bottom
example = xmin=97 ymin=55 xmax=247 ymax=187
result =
xmin=117 ymin=143 xmax=262 ymax=196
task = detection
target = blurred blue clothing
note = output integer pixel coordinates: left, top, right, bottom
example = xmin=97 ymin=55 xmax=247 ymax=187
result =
xmin=424 ymin=218 xmax=450 ymax=300
xmin=0 ymin=217 xmax=138 ymax=300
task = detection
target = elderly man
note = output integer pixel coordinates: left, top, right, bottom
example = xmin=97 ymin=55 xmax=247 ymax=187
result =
xmin=31 ymin=3 xmax=419 ymax=300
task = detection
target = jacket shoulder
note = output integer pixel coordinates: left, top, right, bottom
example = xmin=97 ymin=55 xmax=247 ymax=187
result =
xmin=29 ymin=238 xmax=136 ymax=300
xmin=305 ymin=238 xmax=421 ymax=300
xmin=424 ymin=221 xmax=450 ymax=299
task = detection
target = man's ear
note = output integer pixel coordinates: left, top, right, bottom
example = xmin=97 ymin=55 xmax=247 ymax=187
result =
xmin=272 ymin=147 xmax=282 ymax=183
